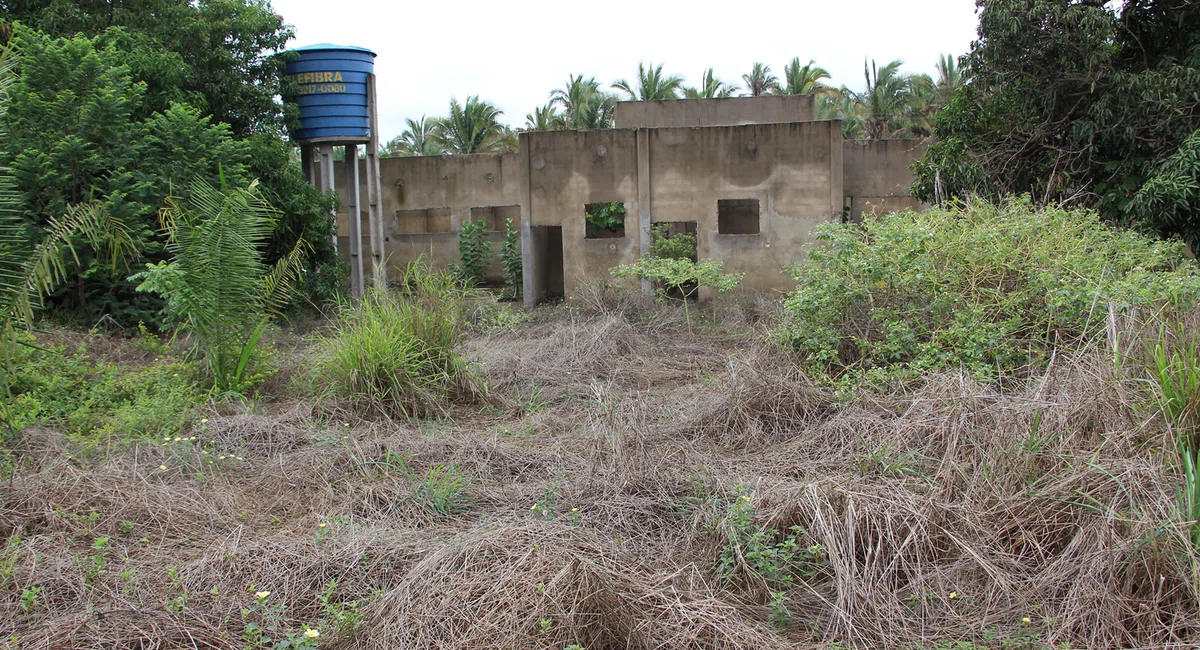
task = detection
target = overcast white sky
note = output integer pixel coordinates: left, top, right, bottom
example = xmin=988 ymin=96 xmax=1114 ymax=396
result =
xmin=270 ymin=0 xmax=981 ymax=141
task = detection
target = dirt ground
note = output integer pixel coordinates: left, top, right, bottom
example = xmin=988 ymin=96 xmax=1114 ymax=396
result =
xmin=2 ymin=288 xmax=1198 ymax=649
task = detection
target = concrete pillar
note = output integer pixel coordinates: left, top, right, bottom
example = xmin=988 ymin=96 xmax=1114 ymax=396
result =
xmin=317 ymin=145 xmax=337 ymax=253
xmin=519 ymin=132 xmax=537 ymax=307
xmin=366 ymin=75 xmax=385 ymax=282
xmin=636 ymin=128 xmax=653 ymax=296
xmin=830 ymin=120 xmax=845 ymax=222
xmin=345 ymin=145 xmax=363 ymax=298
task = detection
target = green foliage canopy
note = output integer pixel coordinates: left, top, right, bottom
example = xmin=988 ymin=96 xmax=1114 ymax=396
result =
xmin=780 ymin=198 xmax=1200 ymax=387
xmin=912 ymin=0 xmax=1200 ymax=247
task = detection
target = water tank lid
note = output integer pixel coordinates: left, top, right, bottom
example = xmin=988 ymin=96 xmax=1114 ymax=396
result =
xmin=289 ymin=43 xmax=376 ymax=56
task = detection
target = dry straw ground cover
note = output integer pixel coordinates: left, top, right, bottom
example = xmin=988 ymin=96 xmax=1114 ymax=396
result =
xmin=2 ymin=284 xmax=1199 ymax=649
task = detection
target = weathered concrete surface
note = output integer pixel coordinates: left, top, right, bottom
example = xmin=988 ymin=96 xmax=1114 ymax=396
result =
xmin=648 ymin=121 xmax=842 ymax=294
xmin=842 ymin=139 xmax=926 ymax=221
xmin=614 ymin=95 xmax=815 ymax=129
xmin=519 ymin=121 xmax=843 ymax=298
xmin=334 ymin=152 xmax=520 ymax=282
xmin=521 ymin=129 xmax=641 ymax=298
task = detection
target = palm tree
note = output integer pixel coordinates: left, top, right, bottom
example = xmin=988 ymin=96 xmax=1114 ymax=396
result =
xmin=433 ymin=96 xmax=511 ymax=154
xmin=854 ymin=59 xmax=924 ymax=139
xmin=383 ymin=116 xmax=443 ymax=157
xmin=524 ymin=103 xmax=565 ymax=131
xmin=815 ymin=90 xmax=865 ymax=140
xmin=781 ymin=58 xmax=835 ymax=96
xmin=934 ymin=53 xmax=964 ymax=104
xmin=741 ymin=62 xmax=779 ymax=97
xmin=549 ymin=75 xmax=616 ymax=129
xmin=612 ymin=61 xmax=685 ymax=101
xmin=683 ymin=68 xmax=738 ymax=99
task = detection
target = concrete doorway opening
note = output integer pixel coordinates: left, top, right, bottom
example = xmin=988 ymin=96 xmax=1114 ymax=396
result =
xmin=528 ymin=225 xmax=565 ymax=304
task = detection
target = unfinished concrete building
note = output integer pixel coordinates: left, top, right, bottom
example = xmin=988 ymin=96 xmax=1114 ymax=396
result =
xmin=330 ymin=94 xmax=925 ymax=304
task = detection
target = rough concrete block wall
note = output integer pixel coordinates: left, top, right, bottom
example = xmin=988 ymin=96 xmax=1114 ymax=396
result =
xmin=648 ymin=121 xmax=842 ymax=294
xmin=333 ymin=152 xmax=521 ymax=282
xmin=841 ymin=139 xmax=926 ymax=222
xmin=614 ymin=95 xmax=815 ymax=128
xmin=523 ymin=129 xmax=641 ymax=296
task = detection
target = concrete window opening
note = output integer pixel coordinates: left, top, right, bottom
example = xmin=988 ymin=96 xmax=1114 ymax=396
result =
xmin=529 ymin=225 xmax=565 ymax=302
xmin=717 ymin=199 xmax=760 ymax=235
xmin=470 ymin=205 xmax=522 ymax=232
xmin=584 ymin=201 xmax=626 ymax=239
xmin=396 ymin=207 xmax=452 ymax=234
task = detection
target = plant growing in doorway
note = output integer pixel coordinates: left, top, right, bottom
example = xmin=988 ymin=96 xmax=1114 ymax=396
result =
xmin=500 ymin=218 xmax=522 ymax=296
xmin=453 ymin=218 xmax=491 ymax=287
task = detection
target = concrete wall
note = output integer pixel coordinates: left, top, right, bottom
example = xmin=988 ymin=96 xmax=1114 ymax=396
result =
xmin=333 ymin=152 xmax=521 ymax=282
xmin=521 ymin=129 xmax=641 ymax=299
xmin=519 ymin=120 xmax=843 ymax=299
xmin=842 ymin=139 xmax=926 ymax=221
xmin=614 ymin=95 xmax=815 ymax=129
xmin=648 ymin=121 xmax=842 ymax=294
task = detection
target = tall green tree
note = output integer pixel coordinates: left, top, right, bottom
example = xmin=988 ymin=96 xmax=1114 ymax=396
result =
xmin=934 ymin=53 xmax=963 ymax=104
xmin=854 ymin=59 xmax=926 ymax=139
xmin=4 ymin=0 xmax=292 ymax=135
xmin=524 ymin=103 xmax=565 ymax=131
xmin=815 ymin=91 xmax=865 ymax=140
xmin=549 ymin=75 xmax=616 ymax=129
xmin=383 ymin=116 xmax=443 ymax=157
xmin=911 ymin=0 xmax=1200 ymax=246
xmin=613 ymin=61 xmax=685 ymax=101
xmin=433 ymin=96 xmax=512 ymax=154
xmin=741 ymin=62 xmax=779 ymax=96
xmin=0 ymin=46 xmax=135 ymax=430
xmin=781 ymin=58 xmax=834 ymax=96
xmin=683 ymin=68 xmax=738 ymax=99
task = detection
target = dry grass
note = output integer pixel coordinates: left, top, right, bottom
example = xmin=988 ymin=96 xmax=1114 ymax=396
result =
xmin=2 ymin=294 xmax=1199 ymax=649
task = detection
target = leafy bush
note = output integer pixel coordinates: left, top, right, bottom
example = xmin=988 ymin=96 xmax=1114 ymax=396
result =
xmin=781 ymin=197 xmax=1200 ymax=386
xmin=454 ymin=218 xmax=491 ymax=287
xmin=500 ymin=217 xmax=522 ymax=294
xmin=611 ymin=257 xmax=742 ymax=329
xmin=130 ymin=178 xmax=306 ymax=395
xmin=311 ymin=262 xmax=481 ymax=418
xmin=585 ymin=201 xmax=625 ymax=238
xmin=649 ymin=223 xmax=697 ymax=261
xmin=8 ymin=337 xmax=199 ymax=439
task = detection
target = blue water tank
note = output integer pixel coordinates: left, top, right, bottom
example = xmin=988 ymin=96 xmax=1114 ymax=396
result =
xmin=284 ymin=44 xmax=376 ymax=143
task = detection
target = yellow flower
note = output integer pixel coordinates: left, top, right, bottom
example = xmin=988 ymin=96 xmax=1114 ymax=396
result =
xmin=1022 ymin=617 xmax=1031 ymax=624
xmin=200 ymin=418 xmax=208 ymax=424
xmin=531 ymin=504 xmax=539 ymax=510
xmin=236 ymin=456 xmax=244 ymax=461
xmin=765 ymin=242 xmax=771 ymax=248
xmin=305 ymin=629 xmax=320 ymax=639
xmin=570 ymin=508 xmax=578 ymax=513
xmin=189 ymin=436 xmax=196 ymax=441
xmin=163 ymin=436 xmax=171 ymax=441
xmin=949 ymin=592 xmax=958 ymax=599
xmin=740 ymin=495 xmax=751 ymax=502
xmin=255 ymin=591 xmax=270 ymax=600
xmin=173 ymin=373 xmax=179 ymax=377
xmin=219 ymin=456 xmax=226 ymax=460
xmin=318 ymin=522 xmax=327 ymax=529
xmin=159 ymin=465 xmax=167 ymax=470
xmin=173 ymin=437 xmax=181 ymax=442
xmin=343 ymin=422 xmax=350 ymax=427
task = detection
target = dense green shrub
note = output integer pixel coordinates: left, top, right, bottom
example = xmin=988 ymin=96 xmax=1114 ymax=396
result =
xmin=311 ymin=262 xmax=480 ymax=418
xmin=8 ymin=336 xmax=199 ymax=439
xmin=500 ymin=217 xmax=522 ymax=294
xmin=612 ymin=256 xmax=742 ymax=329
xmin=649 ymin=223 xmax=697 ymax=261
xmin=130 ymin=178 xmax=306 ymax=395
xmin=453 ymin=218 xmax=491 ymax=287
xmin=585 ymin=201 xmax=625 ymax=238
xmin=781 ymin=197 xmax=1200 ymax=386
